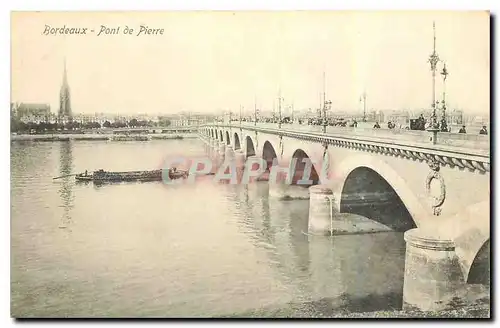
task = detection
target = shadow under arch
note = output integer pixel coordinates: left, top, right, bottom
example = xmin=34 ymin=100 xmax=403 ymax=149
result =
xmin=339 ymin=166 xmax=416 ymax=232
xmin=333 ymin=155 xmax=427 ymax=228
xmin=225 ymin=131 xmax=231 ymax=145
xmin=262 ymin=141 xmax=278 ymax=172
xmin=467 ymin=239 xmax=490 ymax=285
xmin=234 ymin=133 xmax=241 ymax=150
xmin=219 ymin=130 xmax=223 ymax=142
xmin=290 ymin=148 xmax=320 ymax=186
xmin=245 ymin=136 xmax=256 ymax=158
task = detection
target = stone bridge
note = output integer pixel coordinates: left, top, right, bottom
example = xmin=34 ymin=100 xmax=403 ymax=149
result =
xmin=198 ymin=122 xmax=490 ymax=311
xmin=111 ymin=126 xmax=198 ymax=133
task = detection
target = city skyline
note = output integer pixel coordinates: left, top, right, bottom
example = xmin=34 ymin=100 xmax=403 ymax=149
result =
xmin=11 ymin=11 xmax=490 ymax=115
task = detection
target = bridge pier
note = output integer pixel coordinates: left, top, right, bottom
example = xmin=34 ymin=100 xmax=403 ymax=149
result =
xmin=206 ymin=138 xmax=212 ymax=156
xmin=205 ymin=137 xmax=211 ymax=154
xmin=202 ymin=136 xmax=209 ymax=154
xmin=308 ymin=185 xmax=336 ymax=235
xmin=269 ymin=183 xmax=290 ymax=199
xmin=307 ymin=180 xmax=397 ymax=236
xmin=234 ymin=150 xmax=246 ymax=183
xmin=224 ymin=145 xmax=234 ymax=159
xmin=268 ymin=183 xmax=310 ymax=200
xmin=214 ymin=141 xmax=225 ymax=170
xmin=218 ymin=141 xmax=226 ymax=160
xmin=209 ymin=139 xmax=218 ymax=161
xmin=244 ymin=155 xmax=265 ymax=184
xmin=403 ymin=228 xmax=466 ymax=312
xmin=235 ymin=149 xmax=245 ymax=165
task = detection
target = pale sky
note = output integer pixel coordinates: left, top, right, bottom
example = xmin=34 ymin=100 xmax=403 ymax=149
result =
xmin=11 ymin=11 xmax=490 ymax=115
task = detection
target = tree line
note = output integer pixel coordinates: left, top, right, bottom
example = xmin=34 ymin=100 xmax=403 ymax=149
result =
xmin=11 ymin=118 xmax=172 ymax=133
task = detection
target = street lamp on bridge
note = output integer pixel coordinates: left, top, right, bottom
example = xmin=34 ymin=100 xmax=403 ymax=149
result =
xmin=254 ymin=97 xmax=258 ymax=126
xmin=428 ymin=21 xmax=441 ymax=133
xmin=278 ymin=98 xmax=284 ymax=129
xmin=440 ymin=62 xmax=449 ymax=132
xmin=323 ymin=100 xmax=332 ymax=133
xmin=239 ymin=105 xmax=243 ymax=128
xmin=361 ymin=92 xmax=367 ymax=122
xmin=277 ymin=90 xmax=283 ymax=129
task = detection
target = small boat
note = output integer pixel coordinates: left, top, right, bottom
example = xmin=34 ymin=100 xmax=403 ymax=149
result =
xmin=75 ymin=168 xmax=188 ymax=183
xmin=110 ymin=135 xmax=151 ymax=141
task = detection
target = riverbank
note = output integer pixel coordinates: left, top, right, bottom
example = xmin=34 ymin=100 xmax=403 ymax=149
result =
xmin=10 ymin=133 xmax=198 ymax=142
xmin=225 ymin=299 xmax=490 ymax=319
xmin=224 ymin=282 xmax=490 ymax=319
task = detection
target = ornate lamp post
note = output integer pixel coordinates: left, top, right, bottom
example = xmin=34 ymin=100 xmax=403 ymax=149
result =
xmin=323 ymin=100 xmax=332 ymax=133
xmin=278 ymin=95 xmax=283 ymax=129
xmin=254 ymin=97 xmax=258 ymax=126
xmin=239 ymin=105 xmax=243 ymax=128
xmin=254 ymin=105 xmax=258 ymax=126
xmin=440 ymin=62 xmax=449 ymax=132
xmin=427 ymin=22 xmax=441 ymax=136
xmin=361 ymin=92 xmax=367 ymax=122
xmin=272 ymin=99 xmax=276 ymax=123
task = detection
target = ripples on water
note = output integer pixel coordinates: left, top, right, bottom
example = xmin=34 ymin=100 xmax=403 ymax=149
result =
xmin=11 ymin=139 xmax=407 ymax=318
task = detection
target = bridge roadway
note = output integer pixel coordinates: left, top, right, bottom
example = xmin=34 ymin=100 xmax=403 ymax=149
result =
xmin=198 ymin=122 xmax=490 ymax=312
xmin=212 ymin=122 xmax=489 ymax=152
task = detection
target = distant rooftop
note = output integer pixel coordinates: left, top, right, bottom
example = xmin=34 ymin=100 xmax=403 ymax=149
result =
xmin=16 ymin=103 xmax=51 ymax=116
xmin=17 ymin=102 xmax=50 ymax=110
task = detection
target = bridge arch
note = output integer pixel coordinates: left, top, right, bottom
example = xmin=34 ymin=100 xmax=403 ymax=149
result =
xmin=467 ymin=239 xmax=490 ymax=285
xmin=245 ymin=135 xmax=256 ymax=158
xmin=441 ymin=200 xmax=490 ymax=283
xmin=333 ymin=154 xmax=426 ymax=229
xmin=262 ymin=141 xmax=278 ymax=172
xmin=225 ymin=131 xmax=231 ymax=145
xmin=290 ymin=148 xmax=321 ymax=186
xmin=340 ymin=166 xmax=416 ymax=231
xmin=234 ymin=133 xmax=241 ymax=150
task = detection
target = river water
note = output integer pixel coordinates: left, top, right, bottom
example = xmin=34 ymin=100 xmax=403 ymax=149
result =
xmin=11 ymin=138 xmax=408 ymax=318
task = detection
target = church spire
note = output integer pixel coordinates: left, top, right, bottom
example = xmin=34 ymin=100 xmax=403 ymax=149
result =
xmin=62 ymin=57 xmax=68 ymax=86
xmin=59 ymin=57 xmax=72 ymax=120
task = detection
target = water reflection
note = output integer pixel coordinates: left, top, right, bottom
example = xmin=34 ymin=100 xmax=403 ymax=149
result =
xmin=58 ymin=141 xmax=74 ymax=230
xmin=229 ymin=184 xmax=272 ymax=246
xmin=307 ymin=232 xmax=405 ymax=312
xmin=287 ymin=204 xmax=310 ymax=273
xmin=237 ymin=182 xmax=407 ymax=312
xmin=12 ymin=140 xmax=412 ymax=317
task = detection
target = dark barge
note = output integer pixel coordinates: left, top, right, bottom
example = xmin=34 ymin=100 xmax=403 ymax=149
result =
xmin=75 ymin=168 xmax=188 ymax=183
